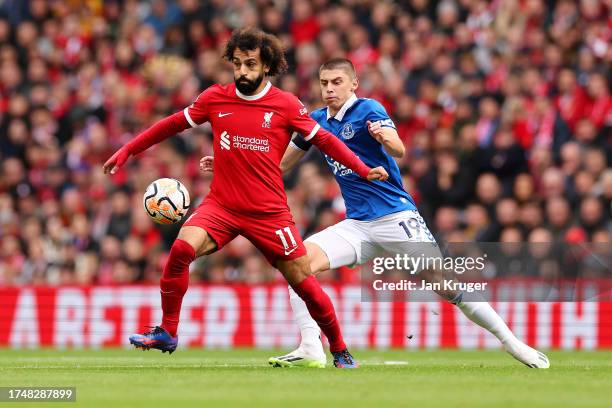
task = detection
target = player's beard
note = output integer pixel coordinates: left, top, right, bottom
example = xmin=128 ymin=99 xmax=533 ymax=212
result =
xmin=235 ymin=72 xmax=264 ymax=95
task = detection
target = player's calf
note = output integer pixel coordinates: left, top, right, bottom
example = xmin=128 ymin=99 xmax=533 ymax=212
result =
xmin=278 ymin=256 xmax=359 ymax=367
xmin=290 ymin=274 xmax=347 ymax=352
xmin=449 ymin=291 xmax=550 ymax=369
xmin=159 ymin=238 xmax=196 ymax=337
xmin=423 ymin=268 xmax=550 ymax=368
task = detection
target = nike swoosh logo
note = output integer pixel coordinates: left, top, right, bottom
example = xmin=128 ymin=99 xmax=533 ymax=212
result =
xmin=218 ymin=112 xmax=233 ymax=117
xmin=160 ymin=290 xmax=174 ymax=294
xmin=284 ymin=247 xmax=298 ymax=256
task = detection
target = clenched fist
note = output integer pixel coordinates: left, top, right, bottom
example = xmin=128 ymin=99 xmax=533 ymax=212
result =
xmin=366 ymin=120 xmax=386 ymax=143
xmin=367 ymin=166 xmax=389 ymax=181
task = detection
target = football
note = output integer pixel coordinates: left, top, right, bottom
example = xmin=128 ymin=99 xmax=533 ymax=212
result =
xmin=142 ymin=178 xmax=190 ymax=224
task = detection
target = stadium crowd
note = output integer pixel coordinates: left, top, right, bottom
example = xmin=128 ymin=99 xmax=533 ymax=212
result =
xmin=0 ymin=0 xmax=610 ymax=285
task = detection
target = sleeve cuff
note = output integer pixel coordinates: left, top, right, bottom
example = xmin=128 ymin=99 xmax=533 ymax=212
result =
xmin=356 ymin=163 xmax=371 ymax=179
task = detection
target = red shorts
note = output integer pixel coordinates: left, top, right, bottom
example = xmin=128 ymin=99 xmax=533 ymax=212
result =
xmin=183 ymin=197 xmax=306 ymax=265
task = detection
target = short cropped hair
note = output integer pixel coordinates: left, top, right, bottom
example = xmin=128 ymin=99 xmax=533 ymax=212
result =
xmin=223 ymin=28 xmax=288 ymax=76
xmin=319 ymin=58 xmax=356 ymax=78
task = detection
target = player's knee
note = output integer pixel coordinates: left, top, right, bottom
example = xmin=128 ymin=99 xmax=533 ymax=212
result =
xmin=171 ymin=237 xmax=197 ymax=257
xmin=277 ymin=255 xmax=312 ymax=286
xmin=177 ymin=226 xmax=216 ymax=257
xmin=293 ymin=269 xmax=311 ymax=285
xmin=305 ymin=242 xmax=330 ymax=274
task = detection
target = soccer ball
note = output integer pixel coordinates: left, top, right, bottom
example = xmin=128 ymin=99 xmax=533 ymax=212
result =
xmin=143 ymin=178 xmax=190 ymax=224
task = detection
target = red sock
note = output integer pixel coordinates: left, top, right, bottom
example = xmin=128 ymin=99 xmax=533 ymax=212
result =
xmin=292 ymin=275 xmax=346 ymax=352
xmin=160 ymin=239 xmax=195 ymax=337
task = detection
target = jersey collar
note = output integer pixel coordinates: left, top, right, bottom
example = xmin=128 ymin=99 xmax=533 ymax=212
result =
xmin=326 ymin=93 xmax=358 ymax=121
xmin=235 ymin=81 xmax=272 ymax=101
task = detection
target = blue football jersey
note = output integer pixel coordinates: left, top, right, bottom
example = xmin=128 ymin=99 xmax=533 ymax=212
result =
xmin=292 ymin=94 xmax=416 ymax=221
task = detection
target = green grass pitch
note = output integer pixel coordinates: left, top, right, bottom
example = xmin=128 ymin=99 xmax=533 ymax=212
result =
xmin=0 ymin=349 xmax=610 ymax=407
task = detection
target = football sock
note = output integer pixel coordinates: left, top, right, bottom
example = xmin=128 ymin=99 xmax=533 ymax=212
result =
xmin=160 ymin=239 xmax=195 ymax=337
xmin=288 ymin=285 xmax=322 ymax=349
xmin=453 ymin=293 xmax=517 ymax=344
xmin=291 ymin=275 xmax=347 ymax=352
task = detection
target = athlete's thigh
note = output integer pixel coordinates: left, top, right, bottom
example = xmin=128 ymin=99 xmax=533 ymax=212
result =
xmin=305 ymin=219 xmax=380 ymax=269
xmin=369 ymin=210 xmax=441 ymax=262
xmin=181 ymin=198 xmax=240 ymax=257
xmin=238 ymin=211 xmax=307 ymax=267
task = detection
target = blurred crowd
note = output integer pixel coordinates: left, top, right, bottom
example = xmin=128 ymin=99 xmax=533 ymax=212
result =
xmin=0 ymin=0 xmax=610 ymax=285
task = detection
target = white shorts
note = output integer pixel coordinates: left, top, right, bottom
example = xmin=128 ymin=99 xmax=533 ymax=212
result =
xmin=305 ymin=210 xmax=440 ymax=269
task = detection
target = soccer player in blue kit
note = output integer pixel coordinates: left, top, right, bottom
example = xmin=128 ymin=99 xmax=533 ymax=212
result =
xmin=201 ymin=58 xmax=549 ymax=369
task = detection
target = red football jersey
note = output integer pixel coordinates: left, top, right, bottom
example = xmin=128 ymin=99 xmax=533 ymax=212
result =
xmin=183 ymin=82 xmax=367 ymax=214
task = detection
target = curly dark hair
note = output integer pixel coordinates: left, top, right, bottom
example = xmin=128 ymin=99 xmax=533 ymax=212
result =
xmin=223 ymin=28 xmax=288 ymax=76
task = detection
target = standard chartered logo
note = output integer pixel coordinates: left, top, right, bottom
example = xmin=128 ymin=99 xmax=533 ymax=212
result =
xmin=220 ymin=131 xmax=231 ymax=150
xmin=219 ymin=131 xmax=270 ymax=152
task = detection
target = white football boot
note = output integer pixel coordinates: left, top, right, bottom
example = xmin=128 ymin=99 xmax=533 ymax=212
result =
xmin=503 ymin=339 xmax=550 ymax=368
xmin=268 ymin=344 xmax=327 ymax=368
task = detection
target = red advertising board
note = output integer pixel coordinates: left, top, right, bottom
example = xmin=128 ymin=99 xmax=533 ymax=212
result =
xmin=1 ymin=284 xmax=611 ymax=349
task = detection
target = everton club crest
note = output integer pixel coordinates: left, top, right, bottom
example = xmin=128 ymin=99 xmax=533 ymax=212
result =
xmin=341 ymin=122 xmax=355 ymax=139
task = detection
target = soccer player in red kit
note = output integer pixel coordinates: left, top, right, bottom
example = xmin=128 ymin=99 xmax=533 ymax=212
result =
xmin=102 ymin=28 xmax=388 ymax=368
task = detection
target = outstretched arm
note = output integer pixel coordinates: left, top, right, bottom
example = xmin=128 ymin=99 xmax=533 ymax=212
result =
xmin=288 ymin=102 xmax=388 ymax=180
xmin=307 ymin=125 xmax=388 ymax=181
xmin=105 ymin=87 xmax=212 ymax=174
xmin=103 ymin=111 xmax=190 ymax=174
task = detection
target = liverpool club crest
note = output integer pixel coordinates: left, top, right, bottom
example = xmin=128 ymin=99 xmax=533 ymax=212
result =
xmin=262 ymin=112 xmax=274 ymax=128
